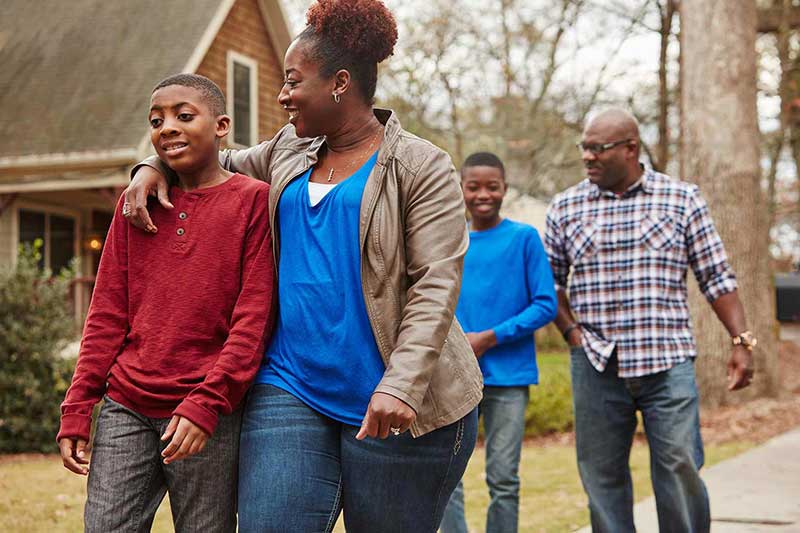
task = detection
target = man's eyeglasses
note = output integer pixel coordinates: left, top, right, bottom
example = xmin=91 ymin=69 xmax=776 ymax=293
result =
xmin=576 ymin=138 xmax=632 ymax=155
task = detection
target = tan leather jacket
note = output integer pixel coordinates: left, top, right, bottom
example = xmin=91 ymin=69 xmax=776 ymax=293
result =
xmin=143 ymin=108 xmax=482 ymax=436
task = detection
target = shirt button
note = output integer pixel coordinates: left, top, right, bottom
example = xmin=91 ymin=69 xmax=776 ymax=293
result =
xmin=178 ymin=212 xmax=188 ymax=220
xmin=177 ymin=228 xmax=185 ymax=236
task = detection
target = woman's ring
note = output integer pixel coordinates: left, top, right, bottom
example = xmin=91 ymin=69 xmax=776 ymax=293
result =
xmin=390 ymin=426 xmax=401 ymax=436
xmin=122 ymin=202 xmax=132 ymax=217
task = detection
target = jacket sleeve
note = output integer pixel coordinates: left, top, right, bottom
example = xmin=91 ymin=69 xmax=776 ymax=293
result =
xmin=373 ymin=148 xmax=468 ymax=412
xmin=172 ymin=185 xmax=275 ymax=435
xmin=58 ymin=199 xmax=130 ymax=442
xmin=492 ymin=229 xmax=558 ymax=344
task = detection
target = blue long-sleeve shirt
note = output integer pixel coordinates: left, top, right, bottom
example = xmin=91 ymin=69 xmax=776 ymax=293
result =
xmin=456 ymin=219 xmax=557 ymax=386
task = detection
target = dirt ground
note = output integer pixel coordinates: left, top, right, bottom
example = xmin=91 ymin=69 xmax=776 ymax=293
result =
xmin=529 ymin=340 xmax=800 ymax=448
xmin=699 ymin=340 xmax=800 ymax=445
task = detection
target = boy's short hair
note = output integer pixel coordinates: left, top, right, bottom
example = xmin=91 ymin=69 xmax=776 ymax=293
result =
xmin=461 ymin=152 xmax=505 ymax=180
xmin=152 ymin=73 xmax=226 ymax=116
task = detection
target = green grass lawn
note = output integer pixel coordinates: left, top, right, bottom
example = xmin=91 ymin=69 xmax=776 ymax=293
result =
xmin=0 ymin=352 xmax=754 ymax=532
xmin=0 ymin=440 xmax=752 ymax=533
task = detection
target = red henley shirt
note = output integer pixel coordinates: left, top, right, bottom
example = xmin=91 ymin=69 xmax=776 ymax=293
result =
xmin=58 ymin=174 xmax=274 ymax=441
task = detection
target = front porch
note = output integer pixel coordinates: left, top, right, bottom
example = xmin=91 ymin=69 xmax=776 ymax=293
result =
xmin=0 ymin=183 xmax=123 ymax=325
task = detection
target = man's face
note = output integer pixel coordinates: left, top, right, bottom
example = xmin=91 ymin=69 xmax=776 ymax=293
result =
xmin=580 ymin=121 xmax=634 ymax=191
xmin=461 ymin=165 xmax=506 ymax=223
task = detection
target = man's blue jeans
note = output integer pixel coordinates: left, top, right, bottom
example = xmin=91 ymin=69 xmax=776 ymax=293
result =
xmin=570 ymin=346 xmax=709 ymax=533
xmin=440 ymin=386 xmax=529 ymax=533
xmin=238 ymin=384 xmax=478 ymax=533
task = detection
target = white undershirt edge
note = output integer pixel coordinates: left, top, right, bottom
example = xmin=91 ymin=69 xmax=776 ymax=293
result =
xmin=308 ymin=181 xmax=337 ymax=207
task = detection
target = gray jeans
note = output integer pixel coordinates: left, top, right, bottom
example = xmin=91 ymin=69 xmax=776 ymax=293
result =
xmin=84 ymin=397 xmax=241 ymax=533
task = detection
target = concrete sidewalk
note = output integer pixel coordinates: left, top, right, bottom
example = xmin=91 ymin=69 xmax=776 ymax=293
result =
xmin=575 ymin=428 xmax=800 ymax=532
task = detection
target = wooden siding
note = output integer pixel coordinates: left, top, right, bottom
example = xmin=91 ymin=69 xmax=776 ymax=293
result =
xmin=196 ymin=0 xmax=287 ymax=147
xmin=0 ymin=203 xmax=14 ymax=266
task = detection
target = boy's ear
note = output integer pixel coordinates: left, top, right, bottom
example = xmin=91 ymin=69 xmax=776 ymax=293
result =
xmin=215 ymin=114 xmax=231 ymax=139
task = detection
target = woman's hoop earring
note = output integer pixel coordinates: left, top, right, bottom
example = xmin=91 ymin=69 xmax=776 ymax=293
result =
xmin=332 ymin=92 xmax=341 ymax=104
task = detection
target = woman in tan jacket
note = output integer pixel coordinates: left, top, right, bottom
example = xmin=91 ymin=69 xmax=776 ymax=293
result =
xmin=125 ymin=1 xmax=482 ymax=531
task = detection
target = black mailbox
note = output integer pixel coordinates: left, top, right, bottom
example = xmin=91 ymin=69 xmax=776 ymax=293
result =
xmin=775 ymin=273 xmax=800 ymax=322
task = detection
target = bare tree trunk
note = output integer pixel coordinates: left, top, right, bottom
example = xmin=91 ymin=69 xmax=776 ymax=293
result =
xmin=767 ymin=0 xmax=792 ymax=231
xmin=679 ymin=0 xmax=779 ymax=406
xmin=655 ymin=0 xmax=676 ymax=172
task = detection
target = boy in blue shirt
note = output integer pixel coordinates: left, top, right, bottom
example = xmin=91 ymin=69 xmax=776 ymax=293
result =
xmin=441 ymin=152 xmax=557 ymax=533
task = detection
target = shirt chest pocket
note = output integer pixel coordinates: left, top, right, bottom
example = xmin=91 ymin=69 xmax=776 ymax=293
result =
xmin=639 ymin=212 xmax=676 ymax=250
xmin=564 ymin=219 xmax=597 ymax=264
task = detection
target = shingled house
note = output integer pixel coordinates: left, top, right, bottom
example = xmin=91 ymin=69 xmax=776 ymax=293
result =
xmin=0 ymin=0 xmax=291 ymax=322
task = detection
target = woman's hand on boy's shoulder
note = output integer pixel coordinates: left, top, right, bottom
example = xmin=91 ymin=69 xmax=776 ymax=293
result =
xmin=123 ymin=165 xmax=174 ymax=233
xmin=160 ymin=415 xmax=209 ymax=464
xmin=58 ymin=437 xmax=90 ymax=475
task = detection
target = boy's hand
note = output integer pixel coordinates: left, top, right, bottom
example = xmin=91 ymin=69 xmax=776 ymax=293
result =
xmin=161 ymin=415 xmax=209 ymax=464
xmin=466 ymin=330 xmax=497 ymax=358
xmin=58 ymin=437 xmax=90 ymax=475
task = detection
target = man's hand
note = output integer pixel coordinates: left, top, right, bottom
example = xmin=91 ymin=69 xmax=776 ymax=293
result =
xmin=58 ymin=437 xmax=90 ymax=475
xmin=566 ymin=326 xmax=583 ymax=348
xmin=123 ymin=165 xmax=173 ymax=233
xmin=356 ymin=392 xmax=416 ymax=440
xmin=161 ymin=416 xmax=209 ymax=464
xmin=466 ymin=330 xmax=497 ymax=358
xmin=727 ymin=345 xmax=754 ymax=391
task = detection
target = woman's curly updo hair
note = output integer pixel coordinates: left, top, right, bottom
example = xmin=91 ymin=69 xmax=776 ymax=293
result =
xmin=298 ymin=0 xmax=398 ymax=105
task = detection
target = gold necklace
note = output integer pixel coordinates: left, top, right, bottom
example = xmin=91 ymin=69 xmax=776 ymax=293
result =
xmin=326 ymin=129 xmax=382 ymax=182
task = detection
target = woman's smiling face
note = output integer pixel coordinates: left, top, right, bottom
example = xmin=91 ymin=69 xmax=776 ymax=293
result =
xmin=278 ymin=39 xmax=338 ymax=138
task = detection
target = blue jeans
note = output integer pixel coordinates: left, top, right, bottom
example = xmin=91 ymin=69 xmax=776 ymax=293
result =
xmin=238 ymin=384 xmax=478 ymax=533
xmin=440 ymin=386 xmax=529 ymax=533
xmin=570 ymin=347 xmax=709 ymax=533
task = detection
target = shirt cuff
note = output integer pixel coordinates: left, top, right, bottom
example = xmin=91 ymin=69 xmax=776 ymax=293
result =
xmin=701 ymin=272 xmax=738 ymax=302
xmin=173 ymin=399 xmax=219 ymax=437
xmin=57 ymin=413 xmax=92 ymax=443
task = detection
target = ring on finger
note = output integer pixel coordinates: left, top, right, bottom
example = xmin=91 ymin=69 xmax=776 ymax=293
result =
xmin=122 ymin=202 xmax=132 ymax=216
xmin=390 ymin=426 xmax=401 ymax=436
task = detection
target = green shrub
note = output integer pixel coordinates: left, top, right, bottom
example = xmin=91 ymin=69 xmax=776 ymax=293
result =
xmin=525 ymin=351 xmax=573 ymax=436
xmin=535 ymin=323 xmax=569 ymax=352
xmin=0 ymin=241 xmax=77 ymax=453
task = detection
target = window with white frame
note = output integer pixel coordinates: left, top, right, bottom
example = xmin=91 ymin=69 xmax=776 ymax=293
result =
xmin=17 ymin=208 xmax=77 ymax=274
xmin=227 ymin=51 xmax=259 ymax=147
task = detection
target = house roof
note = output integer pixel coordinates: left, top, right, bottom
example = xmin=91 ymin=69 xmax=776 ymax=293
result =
xmin=0 ymin=0 xmax=290 ymax=168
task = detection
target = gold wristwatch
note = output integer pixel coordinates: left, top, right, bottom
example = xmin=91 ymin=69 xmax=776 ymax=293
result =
xmin=731 ymin=331 xmax=757 ymax=351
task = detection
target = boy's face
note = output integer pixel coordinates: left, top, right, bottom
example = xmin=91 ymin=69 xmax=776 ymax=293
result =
xmin=461 ymin=165 xmax=506 ymax=222
xmin=148 ymin=85 xmax=230 ymax=175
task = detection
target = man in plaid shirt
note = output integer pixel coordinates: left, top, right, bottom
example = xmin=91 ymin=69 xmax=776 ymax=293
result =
xmin=545 ymin=109 xmax=755 ymax=533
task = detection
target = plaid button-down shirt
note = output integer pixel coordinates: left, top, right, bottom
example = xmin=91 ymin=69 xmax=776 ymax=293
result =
xmin=544 ymin=168 xmax=737 ymax=377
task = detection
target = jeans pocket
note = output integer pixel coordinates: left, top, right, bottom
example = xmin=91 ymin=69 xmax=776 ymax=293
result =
xmin=569 ymin=345 xmax=585 ymax=357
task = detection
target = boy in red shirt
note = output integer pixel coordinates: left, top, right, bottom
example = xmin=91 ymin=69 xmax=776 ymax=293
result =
xmin=57 ymin=74 xmax=274 ymax=532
